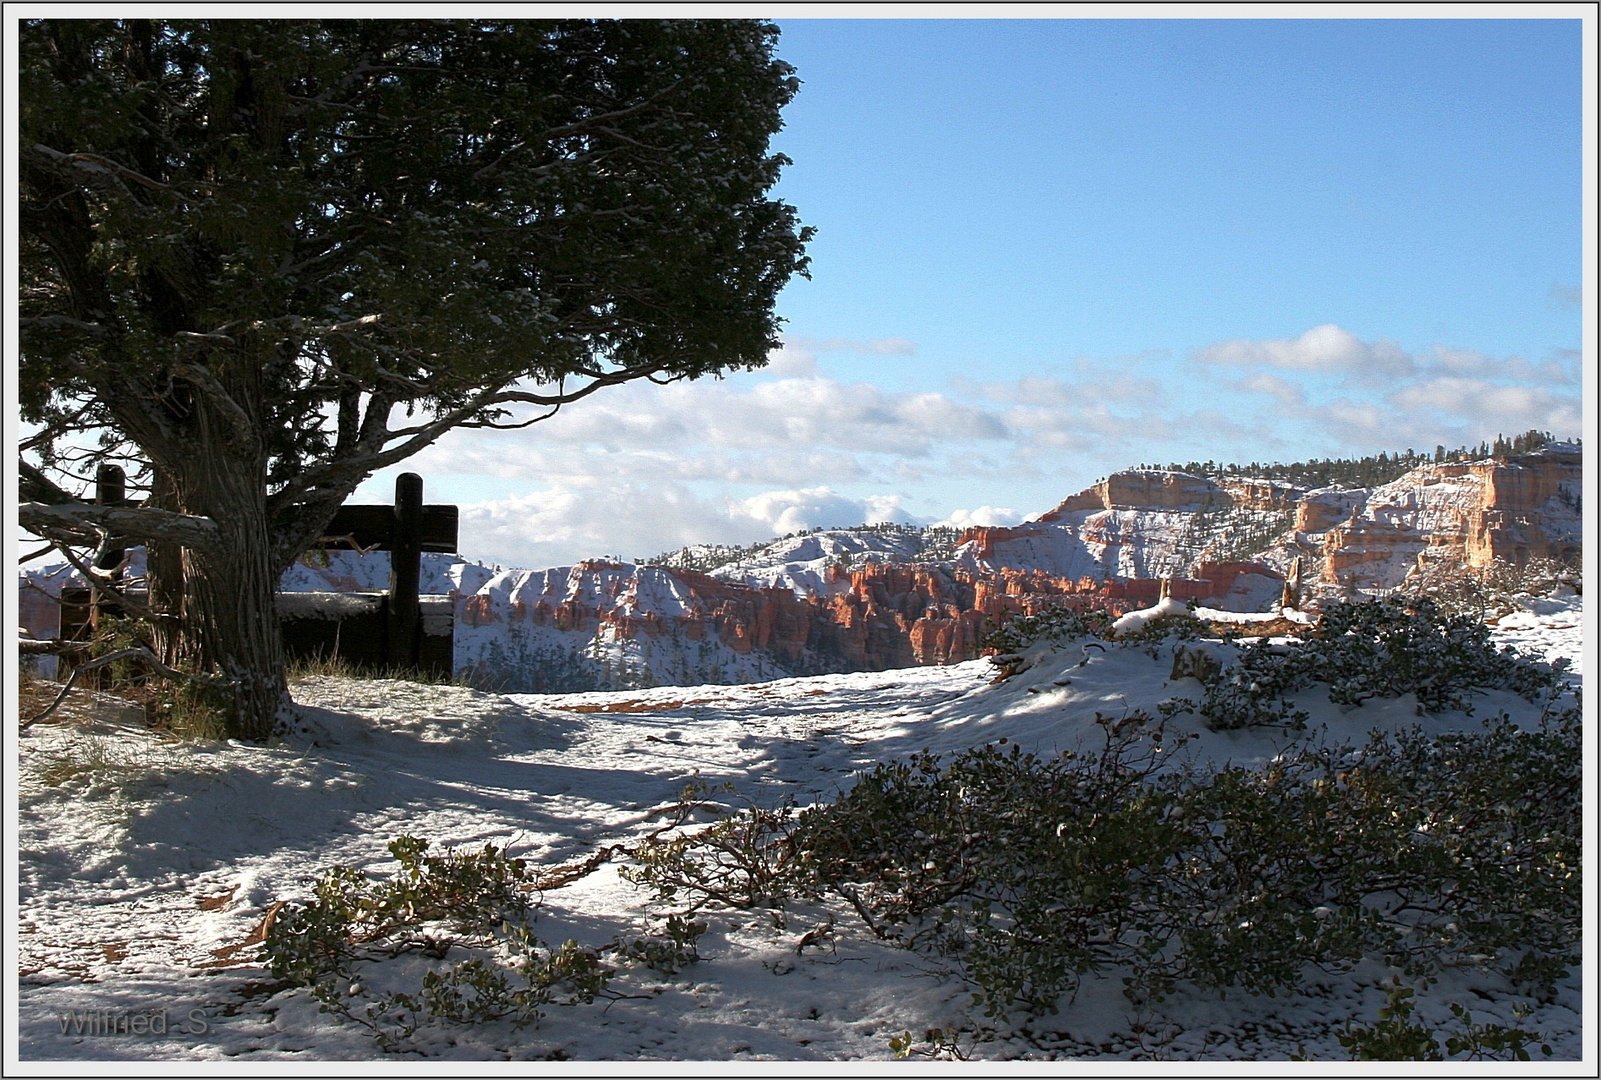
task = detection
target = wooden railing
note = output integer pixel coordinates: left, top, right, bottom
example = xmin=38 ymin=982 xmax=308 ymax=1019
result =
xmin=59 ymin=472 xmax=458 ymax=678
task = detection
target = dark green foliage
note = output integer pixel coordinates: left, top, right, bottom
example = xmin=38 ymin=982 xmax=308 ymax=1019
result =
xmin=1200 ymin=597 xmax=1568 ymax=730
xmin=266 ymin=835 xmax=540 ymax=991
xmin=978 ymin=607 xmax=1112 ymax=656
xmin=625 ymin=699 xmax=1580 ymax=1025
xmin=1442 ymin=1001 xmax=1554 ymax=1061
xmin=1330 ymin=978 xmax=1554 ymax=1061
xmin=1144 ymin=432 xmax=1563 ymax=490
xmin=263 ymin=834 xmax=699 ymax=1048
xmin=792 ymin=720 xmax=1186 ymax=1017
xmin=1334 ymin=981 xmax=1444 ymax=1060
xmin=1169 ymin=503 xmax=1296 ymax=567
xmin=1409 ymin=555 xmax=1582 ymax=621
xmin=621 ymin=782 xmax=803 ymax=915
xmin=20 ymin=18 xmax=811 ymax=737
xmin=610 ymin=913 xmax=708 ymax=975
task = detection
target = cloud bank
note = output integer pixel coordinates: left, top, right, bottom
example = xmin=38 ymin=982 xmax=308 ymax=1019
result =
xmin=400 ymin=325 xmax=1579 ymax=567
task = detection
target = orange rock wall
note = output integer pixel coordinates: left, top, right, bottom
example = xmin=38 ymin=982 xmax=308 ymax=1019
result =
xmin=1314 ymin=449 xmax=1582 ymax=587
xmin=459 ymin=559 xmax=1284 ymax=673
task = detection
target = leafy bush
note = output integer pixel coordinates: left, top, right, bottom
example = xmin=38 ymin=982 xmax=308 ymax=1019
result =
xmin=620 ymin=782 xmax=802 ymax=916
xmin=263 ymin=834 xmax=697 ymax=1048
xmin=1408 ymin=555 xmax=1580 ymax=621
xmin=1164 ymin=698 xmax=1581 ymax=998
xmin=793 ymin=717 xmax=1186 ymax=1017
xmin=979 ymin=607 xmax=1112 ymax=657
xmin=1200 ymin=597 xmax=1568 ymax=730
xmin=1328 ymin=977 xmax=1553 ymax=1061
xmin=625 ymin=699 xmax=1581 ymax=1025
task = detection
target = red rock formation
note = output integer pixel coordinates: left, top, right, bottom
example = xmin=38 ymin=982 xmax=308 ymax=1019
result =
xmin=475 ymin=558 xmax=1287 ymax=673
xmin=1037 ymin=470 xmax=1225 ymax=520
xmin=1314 ymin=447 xmax=1582 ymax=589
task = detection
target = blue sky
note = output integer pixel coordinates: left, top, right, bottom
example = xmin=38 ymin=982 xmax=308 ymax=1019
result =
xmin=371 ymin=16 xmax=1586 ymax=569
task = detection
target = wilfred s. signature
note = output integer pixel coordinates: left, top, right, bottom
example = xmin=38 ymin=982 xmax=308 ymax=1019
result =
xmin=56 ymin=1007 xmax=209 ymax=1037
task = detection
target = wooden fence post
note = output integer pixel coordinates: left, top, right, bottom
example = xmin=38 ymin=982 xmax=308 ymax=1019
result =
xmin=93 ymin=464 xmax=126 ymax=574
xmin=388 ymin=472 xmax=424 ymax=667
xmin=90 ymin=464 xmax=128 ymax=639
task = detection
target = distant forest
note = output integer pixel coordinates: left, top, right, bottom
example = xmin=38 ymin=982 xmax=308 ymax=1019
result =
xmin=646 ymin=522 xmax=965 ymax=574
xmin=1138 ymin=429 xmax=1566 ymax=490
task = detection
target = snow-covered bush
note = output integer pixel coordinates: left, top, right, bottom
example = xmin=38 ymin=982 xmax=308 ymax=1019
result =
xmin=978 ymin=607 xmax=1112 ymax=656
xmin=625 ymin=702 xmax=1580 ymax=1030
xmin=1200 ymin=597 xmax=1568 ymax=731
xmin=263 ymin=835 xmax=696 ymax=1049
xmin=1407 ymin=555 xmax=1580 ymax=621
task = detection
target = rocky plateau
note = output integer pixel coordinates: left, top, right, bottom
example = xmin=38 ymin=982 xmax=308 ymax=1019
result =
xmin=19 ymin=444 xmax=1583 ymax=693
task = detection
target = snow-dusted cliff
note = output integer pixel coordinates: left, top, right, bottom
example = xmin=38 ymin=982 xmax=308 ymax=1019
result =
xmin=949 ymin=443 xmax=1581 ymax=597
xmin=19 ymin=446 xmax=1582 ymax=693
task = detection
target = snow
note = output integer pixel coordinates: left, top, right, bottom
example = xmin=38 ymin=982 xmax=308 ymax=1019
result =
xmin=704 ymin=530 xmax=926 ymax=596
xmin=1191 ymin=606 xmax=1290 ymax=625
xmin=15 ymin=598 xmax=1587 ymax=1063
xmin=1110 ymin=595 xmax=1190 ymax=637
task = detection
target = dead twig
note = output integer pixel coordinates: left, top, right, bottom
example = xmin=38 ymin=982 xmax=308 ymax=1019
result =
xmin=21 ymin=645 xmax=231 ymax=729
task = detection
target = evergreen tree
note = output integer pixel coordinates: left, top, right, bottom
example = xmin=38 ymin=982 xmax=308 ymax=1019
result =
xmin=19 ymin=18 xmax=811 ymax=736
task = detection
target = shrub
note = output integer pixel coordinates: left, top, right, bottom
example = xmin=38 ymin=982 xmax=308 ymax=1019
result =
xmin=621 ymin=782 xmax=803 ymax=917
xmin=1408 ymin=555 xmax=1580 ymax=621
xmin=266 ymin=836 xmax=541 ymax=993
xmin=791 ymin=717 xmax=1185 ymax=1017
xmin=624 ymin=699 xmax=1580 ymax=1024
xmin=263 ymin=834 xmax=697 ymax=1048
xmin=1329 ymin=977 xmax=1553 ymax=1061
xmin=979 ymin=607 xmax=1112 ymax=657
xmin=1164 ymin=697 xmax=1581 ymax=998
xmin=1200 ymin=597 xmax=1568 ymax=730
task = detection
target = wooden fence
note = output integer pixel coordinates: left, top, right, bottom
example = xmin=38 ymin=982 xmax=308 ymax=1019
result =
xmin=60 ymin=471 xmax=457 ymax=678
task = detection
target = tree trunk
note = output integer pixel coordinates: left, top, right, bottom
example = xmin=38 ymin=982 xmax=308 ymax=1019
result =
xmin=145 ymin=472 xmax=186 ymax=669
xmin=160 ymin=450 xmax=288 ymax=741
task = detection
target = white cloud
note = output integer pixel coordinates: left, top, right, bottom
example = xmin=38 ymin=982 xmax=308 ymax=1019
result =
xmin=731 ymin=487 xmax=918 ymax=536
xmin=976 ymin=371 xmax=1166 ymax=408
xmin=934 ymin=506 xmax=1024 ymax=530
xmin=1388 ymin=378 xmax=1583 ymax=436
xmin=458 ymin=482 xmax=769 ymax=569
xmin=1194 ymin=324 xmax=1414 ymax=377
xmin=1548 ymin=282 xmax=1581 ymax=309
xmin=1428 ymin=345 xmax=1577 ymax=385
xmin=1235 ymin=371 xmax=1307 ymax=407
xmin=1316 ymin=399 xmax=1390 ymax=437
xmin=762 ymin=344 xmax=818 ymax=377
xmin=453 ymin=373 xmax=1007 ymax=461
xmin=404 ymin=325 xmax=1581 ymax=569
xmin=455 ymin=482 xmax=933 ymax=568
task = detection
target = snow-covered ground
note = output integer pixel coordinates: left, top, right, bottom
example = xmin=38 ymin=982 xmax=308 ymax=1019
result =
xmin=13 ymin=597 xmax=1590 ymax=1063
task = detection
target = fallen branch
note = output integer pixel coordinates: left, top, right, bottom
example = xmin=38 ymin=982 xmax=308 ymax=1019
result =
xmin=21 ymin=645 xmax=232 ymax=729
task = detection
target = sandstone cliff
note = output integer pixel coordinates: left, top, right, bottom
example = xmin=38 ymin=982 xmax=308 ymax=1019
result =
xmin=18 ymin=446 xmax=1579 ymax=694
xmin=961 ymin=444 xmax=1581 ymax=597
xmin=1301 ymin=443 xmax=1582 ymax=590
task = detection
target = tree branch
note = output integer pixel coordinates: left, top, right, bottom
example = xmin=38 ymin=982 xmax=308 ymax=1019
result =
xmin=19 ymin=460 xmax=85 ymax=505
xmin=44 ymin=541 xmax=158 ymax=622
xmin=21 ymin=501 xmax=221 ymax=549
xmin=170 ymin=364 xmax=257 ymax=454
xmin=19 ymin=314 xmax=112 ymax=338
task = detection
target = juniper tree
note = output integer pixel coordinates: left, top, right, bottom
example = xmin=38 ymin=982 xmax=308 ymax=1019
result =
xmin=19 ymin=18 xmax=812 ymax=737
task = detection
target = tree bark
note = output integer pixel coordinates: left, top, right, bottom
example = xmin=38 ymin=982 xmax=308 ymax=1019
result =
xmin=173 ymin=462 xmax=288 ymax=740
xmin=151 ymin=422 xmax=289 ymax=740
xmin=145 ymin=471 xmax=186 ymax=670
